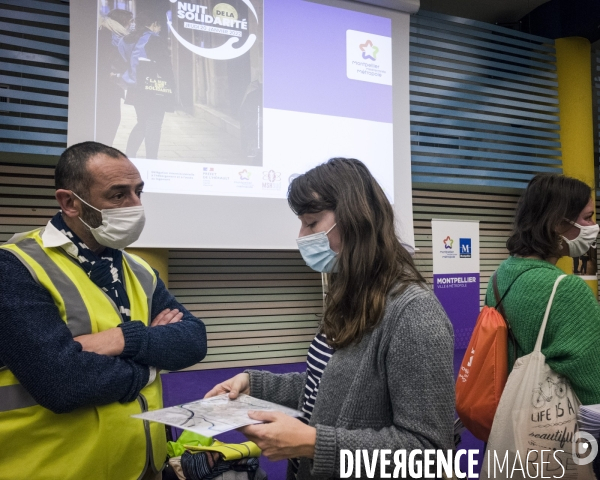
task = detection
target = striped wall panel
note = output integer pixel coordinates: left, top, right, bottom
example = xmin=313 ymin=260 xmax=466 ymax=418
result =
xmin=410 ymin=11 xmax=561 ymax=189
xmin=0 ymin=0 xmax=69 ymax=156
xmin=168 ymin=250 xmax=323 ymax=371
xmin=0 ymin=160 xmax=57 ymax=242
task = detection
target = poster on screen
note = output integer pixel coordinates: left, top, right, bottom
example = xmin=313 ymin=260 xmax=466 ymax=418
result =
xmin=94 ymin=0 xmax=397 ymax=201
xmin=71 ymin=0 xmax=413 ymax=249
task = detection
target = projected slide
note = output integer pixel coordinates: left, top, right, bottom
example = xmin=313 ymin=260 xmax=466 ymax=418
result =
xmin=95 ymin=0 xmax=393 ymax=200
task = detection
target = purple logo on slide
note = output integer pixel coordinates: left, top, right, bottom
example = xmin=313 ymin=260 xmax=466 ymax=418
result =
xmin=359 ymin=40 xmax=379 ymax=61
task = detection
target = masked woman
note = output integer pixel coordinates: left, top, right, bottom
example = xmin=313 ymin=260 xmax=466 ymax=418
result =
xmin=488 ymin=174 xmax=600 ymax=403
xmin=205 ymin=158 xmax=455 ymax=479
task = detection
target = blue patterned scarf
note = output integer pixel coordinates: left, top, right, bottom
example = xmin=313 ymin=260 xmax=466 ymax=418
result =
xmin=50 ymin=213 xmax=132 ymax=322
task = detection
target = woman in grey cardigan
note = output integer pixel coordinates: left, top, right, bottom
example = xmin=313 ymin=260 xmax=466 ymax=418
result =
xmin=206 ymin=158 xmax=455 ymax=479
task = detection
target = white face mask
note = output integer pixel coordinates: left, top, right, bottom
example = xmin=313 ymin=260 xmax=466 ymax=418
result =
xmin=72 ymin=192 xmax=146 ymax=249
xmin=561 ymin=219 xmax=599 ymax=258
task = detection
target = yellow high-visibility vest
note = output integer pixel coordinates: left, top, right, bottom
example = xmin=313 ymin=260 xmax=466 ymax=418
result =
xmin=0 ymin=228 xmax=166 ymax=480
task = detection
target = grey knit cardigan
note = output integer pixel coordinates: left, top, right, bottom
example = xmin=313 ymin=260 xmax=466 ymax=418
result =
xmin=248 ymin=284 xmax=455 ymax=479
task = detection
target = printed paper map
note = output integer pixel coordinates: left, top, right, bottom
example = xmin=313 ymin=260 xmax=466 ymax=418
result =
xmin=132 ymin=394 xmax=303 ymax=437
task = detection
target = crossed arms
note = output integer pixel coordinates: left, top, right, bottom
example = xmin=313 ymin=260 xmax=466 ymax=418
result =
xmin=0 ymin=250 xmax=207 ymax=413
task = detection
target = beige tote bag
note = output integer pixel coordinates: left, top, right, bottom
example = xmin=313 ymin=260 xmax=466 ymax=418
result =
xmin=481 ymin=275 xmax=595 ymax=480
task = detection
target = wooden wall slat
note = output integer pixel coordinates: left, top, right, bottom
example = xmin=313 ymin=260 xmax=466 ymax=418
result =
xmin=181 ymin=357 xmax=308 ymax=372
xmin=168 ymin=248 xmax=322 ymax=370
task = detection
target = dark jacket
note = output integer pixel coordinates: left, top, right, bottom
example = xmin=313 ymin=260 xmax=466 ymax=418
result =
xmin=121 ymin=29 xmax=175 ymax=111
xmin=97 ymin=28 xmax=129 ymax=100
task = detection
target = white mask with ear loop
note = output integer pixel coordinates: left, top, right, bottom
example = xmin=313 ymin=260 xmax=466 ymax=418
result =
xmin=72 ymin=192 xmax=146 ymax=249
xmin=561 ymin=219 xmax=599 ymax=258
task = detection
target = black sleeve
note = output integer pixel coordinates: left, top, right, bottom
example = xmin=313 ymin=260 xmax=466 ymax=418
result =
xmin=118 ymin=270 xmax=207 ymax=371
xmin=0 ymin=250 xmax=149 ymax=414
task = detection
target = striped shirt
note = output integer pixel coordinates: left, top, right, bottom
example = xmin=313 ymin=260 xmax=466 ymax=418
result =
xmin=290 ymin=333 xmax=334 ymax=477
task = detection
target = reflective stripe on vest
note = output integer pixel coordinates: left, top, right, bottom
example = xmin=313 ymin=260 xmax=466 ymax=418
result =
xmin=123 ymin=252 xmax=156 ymax=318
xmin=6 ymin=238 xmax=93 ymax=337
xmin=0 ymin=384 xmax=37 ymax=412
xmin=0 ymin=237 xmax=95 ymax=412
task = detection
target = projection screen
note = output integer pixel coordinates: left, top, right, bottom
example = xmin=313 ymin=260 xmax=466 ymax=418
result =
xmin=68 ymin=0 xmax=416 ymax=249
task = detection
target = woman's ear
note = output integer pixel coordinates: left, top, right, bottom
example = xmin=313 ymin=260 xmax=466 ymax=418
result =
xmin=555 ymin=219 xmax=571 ymax=236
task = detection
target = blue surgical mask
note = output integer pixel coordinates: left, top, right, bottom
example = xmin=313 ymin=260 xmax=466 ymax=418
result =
xmin=296 ymin=224 xmax=338 ymax=273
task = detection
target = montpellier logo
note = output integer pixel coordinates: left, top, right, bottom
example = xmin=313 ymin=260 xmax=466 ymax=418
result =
xmin=167 ymin=0 xmax=258 ymax=60
xmin=443 ymin=236 xmax=453 ymax=249
xmin=459 ymin=238 xmax=472 ymax=258
xmin=359 ymin=40 xmax=378 ymax=61
xmin=346 ymin=30 xmax=391 ymax=86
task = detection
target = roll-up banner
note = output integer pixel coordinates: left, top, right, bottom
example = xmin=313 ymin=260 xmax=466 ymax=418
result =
xmin=431 ymin=219 xmax=480 ymax=350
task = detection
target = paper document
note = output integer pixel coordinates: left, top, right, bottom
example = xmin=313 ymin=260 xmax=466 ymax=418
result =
xmin=132 ymin=394 xmax=303 ymax=437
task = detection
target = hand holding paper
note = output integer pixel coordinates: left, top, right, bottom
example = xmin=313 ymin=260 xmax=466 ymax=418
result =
xmin=132 ymin=394 xmax=303 ymax=437
xmin=240 ymin=410 xmax=316 ymax=461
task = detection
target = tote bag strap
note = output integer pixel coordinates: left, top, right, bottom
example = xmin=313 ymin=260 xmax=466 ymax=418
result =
xmin=534 ymin=274 xmax=567 ymax=352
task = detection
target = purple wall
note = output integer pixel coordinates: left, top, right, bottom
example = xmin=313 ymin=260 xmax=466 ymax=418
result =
xmin=161 ymin=362 xmax=305 ymax=479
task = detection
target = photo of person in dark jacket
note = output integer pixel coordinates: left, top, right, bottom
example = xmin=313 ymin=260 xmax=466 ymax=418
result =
xmin=98 ymin=0 xmax=264 ymax=166
xmin=96 ymin=8 xmax=133 ymax=146
xmin=119 ymin=10 xmax=175 ymax=160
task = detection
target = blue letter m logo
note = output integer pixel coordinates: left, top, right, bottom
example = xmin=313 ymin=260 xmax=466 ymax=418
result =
xmin=459 ymin=238 xmax=471 ymax=258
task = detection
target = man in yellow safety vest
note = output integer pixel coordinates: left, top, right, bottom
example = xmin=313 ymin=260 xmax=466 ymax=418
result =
xmin=0 ymin=142 xmax=207 ymax=480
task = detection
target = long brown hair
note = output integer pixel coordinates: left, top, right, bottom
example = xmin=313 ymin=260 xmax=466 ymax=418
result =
xmin=506 ymin=174 xmax=591 ymax=260
xmin=288 ymin=158 xmax=425 ymax=349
